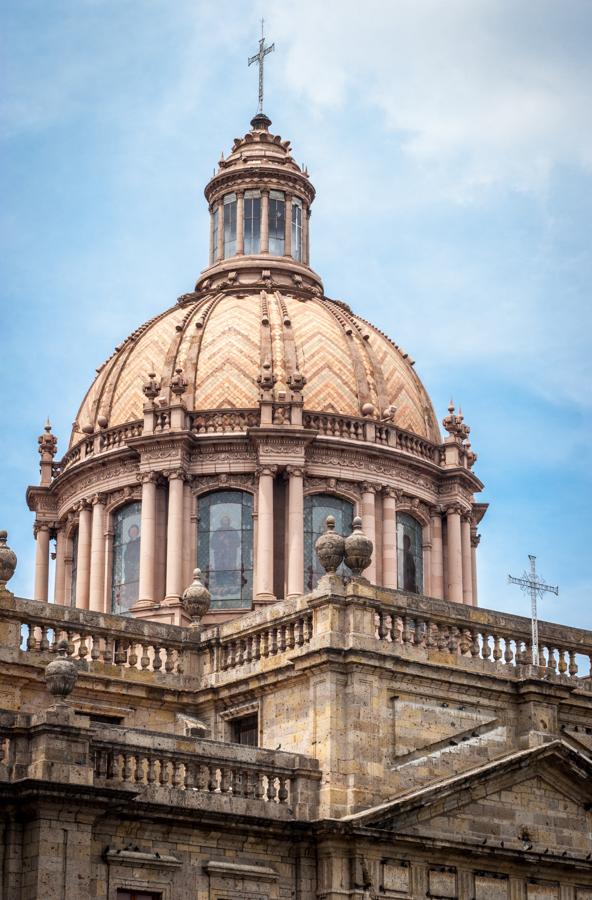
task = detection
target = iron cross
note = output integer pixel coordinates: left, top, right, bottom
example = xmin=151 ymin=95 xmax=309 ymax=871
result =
xmin=248 ymin=19 xmax=275 ymax=114
xmin=508 ymin=555 xmax=558 ymax=666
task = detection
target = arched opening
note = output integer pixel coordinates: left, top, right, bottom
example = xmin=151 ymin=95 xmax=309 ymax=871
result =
xmin=111 ymin=501 xmax=141 ymax=614
xmin=304 ymin=493 xmax=354 ymax=592
xmin=197 ymin=490 xmax=254 ymax=609
xmin=397 ymin=512 xmax=423 ymax=594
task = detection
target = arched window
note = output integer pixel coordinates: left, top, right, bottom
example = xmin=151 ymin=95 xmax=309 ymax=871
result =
xmin=70 ymin=527 xmax=78 ymax=607
xmin=223 ymin=193 xmax=237 ymax=258
xmin=269 ymin=190 xmax=285 ymax=254
xmin=304 ymin=494 xmax=354 ymax=592
xmin=292 ymin=198 xmax=302 ymax=261
xmin=397 ymin=512 xmax=423 ymax=595
xmin=197 ymin=490 xmax=253 ymax=609
xmin=244 ymin=190 xmax=261 ymax=253
xmin=111 ymin=501 xmax=141 ymax=614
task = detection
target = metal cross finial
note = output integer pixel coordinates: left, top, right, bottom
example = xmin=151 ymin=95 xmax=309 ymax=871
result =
xmin=508 ymin=555 xmax=559 ymax=667
xmin=248 ymin=20 xmax=275 ymax=114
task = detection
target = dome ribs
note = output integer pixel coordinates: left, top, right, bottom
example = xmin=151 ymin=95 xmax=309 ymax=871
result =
xmin=321 ymin=298 xmax=374 ymax=416
xmin=184 ymin=293 xmax=226 ymax=410
xmin=274 ymin=292 xmax=300 ymax=390
xmin=259 ymin=290 xmax=275 ymax=388
xmin=160 ymin=294 xmax=209 ymax=405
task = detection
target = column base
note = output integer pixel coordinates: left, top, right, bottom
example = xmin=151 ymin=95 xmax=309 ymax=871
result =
xmin=130 ymin=598 xmax=157 ymax=614
xmin=162 ymin=594 xmax=182 ymax=606
xmin=132 ymin=600 xmax=192 ymax=628
xmin=254 ymin=594 xmax=277 ymax=607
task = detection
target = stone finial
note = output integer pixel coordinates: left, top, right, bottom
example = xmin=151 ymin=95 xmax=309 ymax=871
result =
xmin=0 ymin=531 xmax=17 ymax=588
xmin=464 ymin=438 xmax=478 ymax=468
xmin=287 ymin=371 xmax=307 ymax=394
xmin=442 ymin=400 xmax=470 ymax=443
xmin=142 ymin=371 xmax=161 ymax=402
xmin=45 ymin=640 xmax=77 ymax=705
xmin=181 ymin=569 xmax=212 ymax=630
xmin=170 ymin=367 xmax=188 ymax=398
xmin=38 ymin=419 xmax=58 ymax=459
xmin=257 ymin=360 xmax=276 ymax=392
xmin=344 ymin=517 xmax=373 ymax=578
xmin=315 ymin=516 xmax=345 ymax=575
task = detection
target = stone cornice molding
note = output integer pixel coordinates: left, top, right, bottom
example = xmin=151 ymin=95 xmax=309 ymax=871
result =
xmin=192 ymin=472 xmax=256 ymax=496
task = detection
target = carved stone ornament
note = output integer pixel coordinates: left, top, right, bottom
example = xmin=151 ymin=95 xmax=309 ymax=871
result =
xmin=0 ymin=531 xmax=17 ymax=587
xmin=315 ymin=516 xmax=345 ymax=574
xmin=142 ymin=371 xmax=161 ymax=402
xmin=170 ymin=367 xmax=188 ymax=398
xmin=38 ymin=419 xmax=58 ymax=459
xmin=181 ymin=568 xmax=212 ymax=629
xmin=344 ymin=516 xmax=373 ymax=578
xmin=45 ymin=640 xmax=78 ymax=704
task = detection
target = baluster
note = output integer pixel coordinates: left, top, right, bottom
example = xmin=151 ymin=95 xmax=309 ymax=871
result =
xmin=164 ymin=648 xmax=175 ymax=673
xmin=253 ymin=632 xmax=262 ymax=660
xmin=114 ymin=641 xmax=127 ymax=665
xmin=244 ymin=770 xmax=255 ymax=798
xmin=539 ymin=646 xmax=549 ymax=668
xmin=185 ymin=762 xmax=196 ymax=790
xmin=492 ymin=635 xmax=502 ymax=661
xmin=287 ymin=622 xmax=296 ymax=649
xmin=158 ymin=758 xmax=169 ymax=786
xmin=220 ymin=767 xmax=232 ymax=793
xmin=415 ymin=619 xmax=426 ymax=647
xmin=436 ymin=625 xmax=448 ymax=651
xmin=173 ymin=760 xmax=184 ymax=788
xmin=254 ymin=771 xmax=265 ymax=800
xmin=459 ymin=629 xmax=471 ymax=655
xmin=49 ymin=629 xmax=60 ymax=652
xmin=146 ymin=757 xmax=158 ymax=785
xmin=106 ymin=749 xmax=115 ymax=780
xmin=278 ymin=776 xmax=289 ymax=804
xmin=152 ymin=646 xmax=163 ymax=671
xmin=523 ymin=640 xmax=533 ymax=665
xmin=304 ymin=615 xmax=313 ymax=643
xmin=402 ymin=617 xmax=413 ymax=645
xmin=266 ymin=774 xmax=277 ymax=802
xmin=295 ymin=618 xmax=304 ymax=646
xmin=245 ymin=637 xmax=253 ymax=664
xmin=128 ymin=644 xmax=138 ymax=668
xmin=231 ymin=768 xmax=243 ymax=796
xmin=78 ymin=634 xmax=89 ymax=659
xmin=236 ymin=641 xmax=244 ymax=666
xmin=103 ymin=635 xmax=114 ymax=663
xmin=196 ymin=764 xmax=208 ymax=791
xmin=220 ymin=644 xmax=229 ymax=670
xmin=26 ymin=624 xmax=37 ymax=652
xmin=270 ymin=627 xmax=278 ymax=656
xmin=568 ymin=650 xmax=578 ymax=677
xmin=547 ymin=647 xmax=557 ymax=672
xmin=504 ymin=638 xmax=514 ymax=665
xmin=557 ymin=648 xmax=567 ymax=675
xmin=140 ymin=644 xmax=150 ymax=669
xmin=469 ymin=629 xmax=480 ymax=657
xmin=482 ymin=633 xmax=492 ymax=660
xmin=39 ymin=626 xmax=50 ymax=652
xmin=449 ymin=627 xmax=459 ymax=653
xmin=90 ymin=635 xmax=101 ymax=661
xmin=425 ymin=620 xmax=436 ymax=649
xmin=135 ymin=756 xmax=146 ymax=784
xmin=279 ymin=626 xmax=287 ymax=653
xmin=377 ymin=611 xmax=388 ymax=640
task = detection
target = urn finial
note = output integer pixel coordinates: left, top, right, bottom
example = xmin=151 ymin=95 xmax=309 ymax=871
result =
xmin=344 ymin=516 xmax=373 ymax=579
xmin=0 ymin=531 xmax=17 ymax=589
xmin=181 ymin=568 xmax=212 ymax=630
xmin=45 ymin=640 xmax=78 ymax=705
xmin=315 ymin=516 xmax=345 ymax=575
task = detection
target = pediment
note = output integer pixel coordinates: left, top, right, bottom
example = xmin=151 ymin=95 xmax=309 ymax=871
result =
xmin=349 ymin=741 xmax=592 ymax=856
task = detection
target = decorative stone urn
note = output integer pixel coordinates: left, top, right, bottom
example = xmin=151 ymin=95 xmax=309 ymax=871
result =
xmin=344 ymin=516 xmax=373 ymax=579
xmin=0 ymin=531 xmax=17 ymax=589
xmin=315 ymin=516 xmax=345 ymax=574
xmin=181 ymin=568 xmax=212 ymax=630
xmin=45 ymin=640 xmax=78 ymax=705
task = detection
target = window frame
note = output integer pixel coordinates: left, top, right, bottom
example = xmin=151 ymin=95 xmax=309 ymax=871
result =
xmin=396 ymin=511 xmax=424 ymax=595
xmin=222 ymin=192 xmax=237 ymax=259
xmin=268 ymin=189 xmax=285 ymax=255
xmin=110 ymin=500 xmax=142 ymax=615
xmin=291 ymin=197 xmax=303 ymax=261
xmin=197 ymin=489 xmax=254 ymax=610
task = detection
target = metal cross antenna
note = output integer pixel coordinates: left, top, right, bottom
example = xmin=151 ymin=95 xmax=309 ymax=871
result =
xmin=508 ymin=555 xmax=559 ymax=667
xmin=248 ymin=18 xmax=275 ymax=114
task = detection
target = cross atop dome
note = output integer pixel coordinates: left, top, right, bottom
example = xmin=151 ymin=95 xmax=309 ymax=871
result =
xmin=248 ymin=19 xmax=275 ymax=116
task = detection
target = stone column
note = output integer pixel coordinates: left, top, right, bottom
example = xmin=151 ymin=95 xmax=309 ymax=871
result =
xmin=216 ymin=199 xmax=224 ymax=261
xmin=422 ymin=525 xmax=432 ymax=597
xmin=236 ymin=190 xmax=244 ymax=255
xmin=285 ymin=194 xmax=293 ymax=257
xmin=261 ymin=190 xmax=270 ymax=253
xmin=89 ymin=494 xmax=106 ymax=612
xmin=64 ymin=529 xmax=74 ymax=607
xmin=471 ymin=529 xmax=480 ymax=606
xmin=208 ymin=206 xmax=215 ymax=265
xmin=461 ymin=513 xmax=473 ymax=605
xmin=381 ymin=487 xmax=398 ymax=589
xmin=165 ymin=470 xmax=185 ymax=602
xmin=445 ymin=504 xmax=463 ymax=604
xmin=33 ymin=523 xmax=50 ymax=602
xmin=53 ymin=526 xmax=66 ymax=605
xmin=138 ymin=473 xmax=158 ymax=605
xmin=286 ymin=466 xmax=304 ymax=599
xmin=182 ymin=481 xmax=193 ymax=588
xmin=361 ymin=483 xmax=377 ymax=584
xmin=256 ymin=465 xmax=276 ymax=602
xmin=76 ymin=502 xmax=92 ymax=610
xmin=103 ymin=526 xmax=114 ymax=613
xmin=429 ymin=507 xmax=444 ymax=600
xmin=304 ymin=207 xmax=311 ymax=264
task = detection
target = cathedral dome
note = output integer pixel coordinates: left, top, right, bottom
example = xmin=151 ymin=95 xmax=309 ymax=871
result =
xmin=70 ymin=290 xmax=440 ymax=448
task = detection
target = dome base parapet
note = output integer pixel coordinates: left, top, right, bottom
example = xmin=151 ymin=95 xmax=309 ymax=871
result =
xmin=195 ymin=255 xmax=323 ymax=295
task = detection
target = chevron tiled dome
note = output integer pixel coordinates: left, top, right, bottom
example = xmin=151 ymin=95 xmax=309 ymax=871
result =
xmin=71 ymin=290 xmax=440 ymax=447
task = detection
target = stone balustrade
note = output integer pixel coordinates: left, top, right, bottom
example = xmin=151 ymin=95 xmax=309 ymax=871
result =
xmin=189 ymin=408 xmax=260 ymax=434
xmin=218 ymin=610 xmax=313 ymax=672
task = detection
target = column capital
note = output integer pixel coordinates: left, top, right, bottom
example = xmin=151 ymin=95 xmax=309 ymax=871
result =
xmin=33 ymin=521 xmax=50 ymax=538
xmin=138 ymin=470 xmax=161 ymax=485
xmin=91 ymin=492 xmax=107 ymax=507
xmin=461 ymin=510 xmax=473 ymax=523
xmin=360 ymin=481 xmax=379 ymax=495
xmin=285 ymin=465 xmax=305 ymax=478
xmin=256 ymin=465 xmax=278 ymax=478
xmin=383 ymin=486 xmax=403 ymax=501
xmin=444 ymin=502 xmax=464 ymax=517
xmin=429 ymin=504 xmax=444 ymax=518
xmin=471 ymin=532 xmax=481 ymax=548
xmin=75 ymin=498 xmax=92 ymax=514
xmin=167 ymin=468 xmax=187 ymax=483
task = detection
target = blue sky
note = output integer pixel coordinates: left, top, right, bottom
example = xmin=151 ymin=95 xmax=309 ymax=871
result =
xmin=1 ymin=0 xmax=590 ymax=629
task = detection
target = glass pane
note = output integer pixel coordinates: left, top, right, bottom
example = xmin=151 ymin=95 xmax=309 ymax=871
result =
xmin=197 ymin=491 xmax=254 ymax=609
xmin=292 ymin=199 xmax=302 ymax=262
xmin=304 ymin=494 xmax=354 ymax=592
xmin=70 ymin=527 xmax=78 ymax=607
xmin=111 ymin=502 xmax=142 ymax=615
xmin=212 ymin=206 xmax=219 ymax=261
xmin=223 ymin=194 xmax=237 ymax=258
xmin=269 ymin=196 xmax=285 ymax=255
xmin=397 ymin=513 xmax=423 ymax=594
xmin=244 ymin=195 xmax=261 ymax=254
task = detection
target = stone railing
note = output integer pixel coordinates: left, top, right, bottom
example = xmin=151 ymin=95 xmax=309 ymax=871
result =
xmin=218 ymin=609 xmax=313 ymax=672
xmin=370 ymin=589 xmax=592 ymax=680
xmin=98 ymin=420 xmax=143 ymax=451
xmin=91 ymin=726 xmax=319 ymax=817
xmin=189 ymin=408 xmax=260 ymax=434
xmin=302 ymin=411 xmax=440 ymax=463
xmin=0 ymin=594 xmax=197 ymax=676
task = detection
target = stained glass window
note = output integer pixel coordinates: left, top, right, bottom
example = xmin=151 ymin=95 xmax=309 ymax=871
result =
xmin=292 ymin=198 xmax=302 ymax=261
xmin=269 ymin=190 xmax=285 ymax=255
xmin=197 ymin=491 xmax=253 ymax=609
xmin=244 ymin=190 xmax=261 ymax=254
xmin=70 ymin=527 xmax=78 ymax=607
xmin=111 ymin=502 xmax=141 ymax=615
xmin=304 ymin=494 xmax=354 ymax=592
xmin=397 ymin=512 xmax=423 ymax=594
xmin=223 ymin=192 xmax=237 ymax=258
xmin=212 ymin=205 xmax=219 ymax=261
